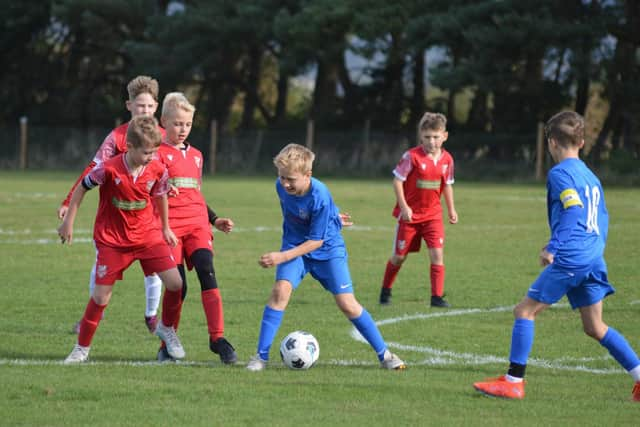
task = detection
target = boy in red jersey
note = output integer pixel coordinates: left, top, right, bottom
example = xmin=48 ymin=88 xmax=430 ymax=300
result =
xmin=156 ymin=92 xmax=237 ymax=364
xmin=58 ymin=116 xmax=186 ymax=363
xmin=58 ymin=76 xmax=164 ymax=333
xmin=379 ymin=112 xmax=458 ymax=307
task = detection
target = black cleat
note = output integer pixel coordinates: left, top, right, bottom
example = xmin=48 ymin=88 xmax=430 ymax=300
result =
xmin=379 ymin=288 xmax=392 ymax=305
xmin=210 ymin=337 xmax=238 ymax=364
xmin=430 ymin=295 xmax=450 ymax=308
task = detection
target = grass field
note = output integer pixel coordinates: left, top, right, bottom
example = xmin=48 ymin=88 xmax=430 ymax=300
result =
xmin=1 ymin=170 xmax=639 ymax=426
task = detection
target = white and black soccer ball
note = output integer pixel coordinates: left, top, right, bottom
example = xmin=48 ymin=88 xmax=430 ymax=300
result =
xmin=279 ymin=330 xmax=320 ymax=370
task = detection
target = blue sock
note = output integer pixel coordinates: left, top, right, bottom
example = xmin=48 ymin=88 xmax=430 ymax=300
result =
xmin=350 ymin=309 xmax=387 ymax=361
xmin=509 ymin=318 xmax=535 ymax=365
xmin=257 ymin=306 xmax=284 ymax=361
xmin=600 ymin=327 xmax=640 ymax=371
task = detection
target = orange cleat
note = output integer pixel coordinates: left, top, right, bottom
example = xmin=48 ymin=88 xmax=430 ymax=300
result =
xmin=632 ymin=382 xmax=640 ymax=402
xmin=473 ymin=375 xmax=525 ymax=400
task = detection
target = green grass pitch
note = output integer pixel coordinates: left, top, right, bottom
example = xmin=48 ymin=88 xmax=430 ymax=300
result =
xmin=1 ymin=170 xmax=639 ymax=426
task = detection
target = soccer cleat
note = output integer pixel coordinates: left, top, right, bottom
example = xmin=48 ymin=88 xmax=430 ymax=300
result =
xmin=64 ymin=344 xmax=90 ymax=364
xmin=144 ymin=315 xmax=158 ymax=333
xmin=430 ymin=295 xmax=451 ymax=308
xmin=155 ymin=321 xmax=185 ymax=359
xmin=246 ymin=354 xmax=267 ymax=371
xmin=210 ymin=337 xmax=238 ymax=364
xmin=473 ymin=375 xmax=525 ymax=399
xmin=379 ymin=287 xmax=392 ymax=305
xmin=72 ymin=320 xmax=81 ymax=334
xmin=381 ymin=350 xmax=406 ymax=370
xmin=157 ymin=346 xmax=176 ymax=363
xmin=633 ymin=381 xmax=640 ymax=402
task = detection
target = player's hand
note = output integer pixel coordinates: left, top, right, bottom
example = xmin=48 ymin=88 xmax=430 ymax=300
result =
xmin=449 ymin=210 xmax=458 ymax=224
xmin=57 ymin=221 xmax=73 ymax=244
xmin=214 ymin=217 xmax=234 ymax=233
xmin=400 ymin=207 xmax=413 ymax=222
xmin=168 ymin=184 xmax=179 ymax=197
xmin=259 ymin=252 xmax=284 ymax=268
xmin=539 ymin=248 xmax=554 ymax=266
xmin=163 ymin=228 xmax=178 ymax=247
xmin=339 ymin=212 xmax=353 ymax=227
xmin=57 ymin=204 xmax=69 ymax=220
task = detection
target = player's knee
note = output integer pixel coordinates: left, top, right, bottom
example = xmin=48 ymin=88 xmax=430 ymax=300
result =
xmin=191 ymin=249 xmax=218 ymax=291
xmin=583 ymin=323 xmax=606 ymax=341
xmin=390 ymin=254 xmax=406 ymax=265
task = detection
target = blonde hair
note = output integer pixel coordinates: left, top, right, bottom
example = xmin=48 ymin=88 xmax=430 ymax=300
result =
xmin=273 ymin=143 xmax=315 ymax=174
xmin=161 ymin=92 xmax=196 ymax=119
xmin=126 ymin=116 xmax=162 ymax=148
xmin=418 ymin=112 xmax=447 ymax=132
xmin=127 ymin=75 xmax=159 ymax=102
xmin=544 ymin=111 xmax=584 ymax=148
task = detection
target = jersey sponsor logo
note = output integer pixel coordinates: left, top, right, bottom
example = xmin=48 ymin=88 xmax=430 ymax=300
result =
xmin=111 ymin=197 xmax=147 ymax=210
xmin=96 ymin=264 xmax=108 ymax=279
xmin=416 ymin=179 xmax=440 ymax=190
xmin=559 ymin=188 xmax=583 ymax=209
xmin=168 ymin=177 xmax=199 ymax=189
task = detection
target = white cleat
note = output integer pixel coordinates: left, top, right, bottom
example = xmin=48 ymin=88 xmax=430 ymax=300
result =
xmin=155 ymin=321 xmax=185 ymax=359
xmin=246 ymin=354 xmax=267 ymax=371
xmin=380 ymin=350 xmax=406 ymax=370
xmin=64 ymin=344 xmax=90 ymax=364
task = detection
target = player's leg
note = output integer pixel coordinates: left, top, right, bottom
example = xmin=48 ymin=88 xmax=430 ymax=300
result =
xmin=425 ymin=220 xmax=449 ymax=307
xmin=143 ymin=274 xmax=162 ymax=332
xmin=189 ymin=247 xmax=237 ymax=364
xmin=73 ymin=263 xmax=98 ymax=334
xmin=380 ymin=222 xmax=417 ymax=305
xmin=157 ymin=265 xmax=187 ymax=362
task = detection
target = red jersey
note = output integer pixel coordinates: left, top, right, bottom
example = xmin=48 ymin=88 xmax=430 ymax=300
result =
xmin=392 ymin=146 xmax=454 ymax=223
xmin=86 ymin=153 xmax=170 ymax=249
xmin=62 ymin=123 xmax=165 ymax=207
xmin=156 ymin=142 xmax=209 ymax=233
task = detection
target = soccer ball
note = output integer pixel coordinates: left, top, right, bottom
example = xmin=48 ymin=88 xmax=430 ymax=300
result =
xmin=279 ymin=330 xmax=320 ymax=370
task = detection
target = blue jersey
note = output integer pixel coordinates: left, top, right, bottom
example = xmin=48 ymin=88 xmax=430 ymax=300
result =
xmin=276 ymin=177 xmax=346 ymax=261
xmin=545 ymin=158 xmax=608 ymax=268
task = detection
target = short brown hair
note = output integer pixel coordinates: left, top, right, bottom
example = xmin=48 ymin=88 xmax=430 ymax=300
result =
xmin=273 ymin=143 xmax=315 ymax=174
xmin=419 ymin=112 xmax=447 ymax=131
xmin=127 ymin=75 xmax=159 ymax=102
xmin=126 ymin=116 xmax=162 ymax=148
xmin=545 ymin=111 xmax=584 ymax=147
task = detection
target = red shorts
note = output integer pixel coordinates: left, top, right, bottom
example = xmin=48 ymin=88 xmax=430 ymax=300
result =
xmin=393 ymin=219 xmax=445 ymax=256
xmin=171 ymin=226 xmax=213 ymax=269
xmin=94 ymin=243 xmax=176 ymax=285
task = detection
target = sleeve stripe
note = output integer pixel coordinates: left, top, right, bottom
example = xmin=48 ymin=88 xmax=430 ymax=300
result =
xmin=559 ymin=189 xmax=583 ymax=209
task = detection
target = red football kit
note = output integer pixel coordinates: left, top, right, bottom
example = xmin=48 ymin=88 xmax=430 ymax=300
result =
xmin=62 ymin=122 xmax=166 ymax=207
xmin=157 ymin=142 xmax=211 ymax=267
xmin=391 ymin=146 xmax=454 ymax=253
xmin=84 ymin=154 xmax=175 ymax=285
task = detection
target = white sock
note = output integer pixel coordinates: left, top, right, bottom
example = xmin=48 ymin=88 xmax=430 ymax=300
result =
xmin=144 ymin=274 xmax=162 ymax=317
xmin=505 ymin=374 xmax=523 ymax=383
xmin=629 ymin=365 xmax=640 ymax=382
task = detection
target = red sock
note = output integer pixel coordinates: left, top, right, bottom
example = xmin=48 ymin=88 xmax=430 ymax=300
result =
xmin=430 ymin=264 xmax=445 ymax=297
xmin=382 ymin=261 xmax=401 ymax=289
xmin=202 ymin=288 xmax=224 ymax=341
xmin=161 ymin=288 xmax=183 ymax=329
xmin=78 ymin=298 xmax=107 ymax=347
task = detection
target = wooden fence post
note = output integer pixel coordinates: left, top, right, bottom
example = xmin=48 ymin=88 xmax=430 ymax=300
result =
xmin=19 ymin=116 xmax=28 ymax=170
xmin=535 ymin=121 xmax=545 ymax=180
xmin=209 ymin=119 xmax=218 ymax=175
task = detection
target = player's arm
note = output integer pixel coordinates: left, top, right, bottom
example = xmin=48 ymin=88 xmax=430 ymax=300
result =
xmin=259 ymin=239 xmax=323 ymax=268
xmin=393 ymin=177 xmax=412 ymax=221
xmin=155 ymin=194 xmax=178 ymax=247
xmin=57 ymin=161 xmax=97 ymax=219
xmin=207 ymin=205 xmax=234 ymax=233
xmin=57 ymin=176 xmax=94 ymax=244
xmin=443 ymin=184 xmax=458 ymax=224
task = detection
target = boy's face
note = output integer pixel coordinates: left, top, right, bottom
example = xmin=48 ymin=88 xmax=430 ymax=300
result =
xmin=126 ymin=143 xmax=159 ymax=167
xmin=420 ymin=128 xmax=448 ymax=154
xmin=126 ymin=93 xmax=158 ymax=118
xmin=161 ymin=109 xmax=194 ymax=146
xmin=277 ymin=167 xmax=311 ymax=196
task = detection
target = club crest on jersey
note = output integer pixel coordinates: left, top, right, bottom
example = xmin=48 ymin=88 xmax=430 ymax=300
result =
xmin=398 ymin=240 xmax=406 ymax=250
xmin=167 ymin=154 xmax=174 ymax=162
xmin=96 ymin=265 xmax=108 ymax=278
xmin=442 ymin=164 xmax=448 ymax=174
xmin=298 ymin=208 xmax=309 ymax=220
xmin=421 ymin=163 xmax=427 ymax=170
xmin=146 ymin=180 xmax=156 ymax=191
xmin=115 ymin=178 xmax=121 ymax=185
xmin=194 ymin=156 xmax=201 ymax=168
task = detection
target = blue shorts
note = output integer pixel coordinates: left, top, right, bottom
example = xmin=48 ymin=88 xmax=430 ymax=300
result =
xmin=275 ymin=256 xmax=354 ymax=295
xmin=527 ymin=258 xmax=615 ymax=309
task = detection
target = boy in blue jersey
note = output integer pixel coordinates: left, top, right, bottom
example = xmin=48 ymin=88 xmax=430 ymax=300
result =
xmin=473 ymin=111 xmax=640 ymax=401
xmin=246 ymin=143 xmax=406 ymax=371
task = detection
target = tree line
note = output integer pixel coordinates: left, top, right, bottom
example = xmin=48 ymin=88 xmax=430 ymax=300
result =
xmin=1 ymin=0 xmax=639 ymax=164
